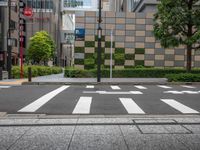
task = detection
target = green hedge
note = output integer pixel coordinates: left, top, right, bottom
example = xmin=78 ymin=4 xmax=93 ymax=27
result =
xmin=74 ymin=47 xmax=84 ymax=53
xmin=166 ymin=73 xmax=200 ymax=82
xmin=64 ymin=68 xmax=200 ymax=78
xmin=65 ymin=68 xmax=95 ymax=78
xmin=84 ymin=59 xmax=95 ymax=70
xmin=12 ymin=66 xmax=62 ymax=79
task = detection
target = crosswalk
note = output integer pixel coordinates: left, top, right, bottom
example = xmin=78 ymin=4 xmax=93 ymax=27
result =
xmin=16 ymin=85 xmax=200 ymax=115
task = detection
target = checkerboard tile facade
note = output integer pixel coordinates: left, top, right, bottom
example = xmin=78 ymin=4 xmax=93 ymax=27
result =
xmin=74 ymin=12 xmax=200 ymax=69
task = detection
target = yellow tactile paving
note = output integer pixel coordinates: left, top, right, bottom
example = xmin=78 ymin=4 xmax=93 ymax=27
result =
xmin=0 ymin=79 xmax=27 ymax=85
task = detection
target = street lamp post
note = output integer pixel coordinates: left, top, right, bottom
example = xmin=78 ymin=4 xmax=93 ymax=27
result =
xmin=97 ymin=0 xmax=102 ymax=83
xmin=7 ymin=0 xmax=12 ymax=79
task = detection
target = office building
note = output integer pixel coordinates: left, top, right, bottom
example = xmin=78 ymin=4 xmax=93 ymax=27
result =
xmin=0 ymin=1 xmax=19 ymax=71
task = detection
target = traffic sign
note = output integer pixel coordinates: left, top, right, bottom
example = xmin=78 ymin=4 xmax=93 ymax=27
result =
xmin=23 ymin=7 xmax=33 ymax=17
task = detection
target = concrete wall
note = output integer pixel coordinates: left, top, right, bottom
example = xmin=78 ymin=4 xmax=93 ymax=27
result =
xmin=74 ymin=11 xmax=200 ymax=69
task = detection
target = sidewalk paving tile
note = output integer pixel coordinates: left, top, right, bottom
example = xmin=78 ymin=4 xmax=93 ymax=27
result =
xmin=123 ymin=134 xmax=188 ymax=150
xmin=69 ymin=134 xmax=128 ymax=150
xmin=173 ymin=134 xmax=200 ymax=150
xmin=182 ymin=125 xmax=200 ymax=134
xmin=74 ymin=125 xmax=121 ymax=135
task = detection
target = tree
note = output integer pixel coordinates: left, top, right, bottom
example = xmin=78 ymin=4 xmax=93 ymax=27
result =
xmin=153 ymin=0 xmax=200 ymax=72
xmin=27 ymin=31 xmax=56 ymax=64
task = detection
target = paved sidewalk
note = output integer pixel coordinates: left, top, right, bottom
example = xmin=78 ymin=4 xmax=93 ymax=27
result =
xmin=0 ymin=115 xmax=200 ymax=150
xmin=22 ymin=73 xmax=168 ymax=85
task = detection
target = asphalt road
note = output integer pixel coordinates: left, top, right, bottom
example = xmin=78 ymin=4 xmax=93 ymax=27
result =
xmin=0 ymin=85 xmax=200 ymax=115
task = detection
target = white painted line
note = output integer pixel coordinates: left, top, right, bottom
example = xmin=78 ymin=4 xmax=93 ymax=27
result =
xmin=119 ymin=98 xmax=145 ymax=114
xmin=86 ymin=85 xmax=94 ymax=89
xmin=164 ymin=91 xmax=200 ymax=94
xmin=111 ymin=86 xmax=121 ymax=90
xmin=164 ymin=91 xmax=184 ymax=94
xmin=182 ymin=91 xmax=199 ymax=94
xmin=72 ymin=97 xmax=92 ymax=114
xmin=135 ymin=86 xmax=147 ymax=90
xmin=83 ymin=91 xmax=143 ymax=95
xmin=18 ymin=86 xmax=69 ymax=112
xmin=161 ymin=99 xmax=199 ymax=114
xmin=181 ymin=85 xmax=196 ymax=89
xmin=158 ymin=85 xmax=172 ymax=89
xmin=0 ymin=86 xmax=11 ymax=88
xmin=130 ymin=91 xmax=143 ymax=94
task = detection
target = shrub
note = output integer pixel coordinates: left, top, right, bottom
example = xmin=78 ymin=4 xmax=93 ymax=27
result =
xmin=64 ymin=67 xmax=200 ymax=78
xmin=135 ymin=48 xmax=145 ymax=54
xmin=65 ymin=68 xmax=96 ymax=78
xmin=12 ymin=66 xmax=62 ymax=79
xmin=74 ymin=47 xmax=84 ymax=53
xmin=85 ymin=41 xmax=95 ymax=47
xmin=84 ymin=59 xmax=95 ymax=70
xmin=74 ymin=59 xmax=84 ymax=65
xmin=165 ymin=73 xmax=200 ymax=82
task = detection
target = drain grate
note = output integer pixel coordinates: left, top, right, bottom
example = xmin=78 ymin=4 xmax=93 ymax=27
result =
xmin=132 ymin=119 xmax=195 ymax=134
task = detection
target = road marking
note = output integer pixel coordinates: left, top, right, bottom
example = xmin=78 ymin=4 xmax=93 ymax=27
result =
xmin=0 ymin=86 xmax=11 ymax=88
xmin=119 ymin=98 xmax=145 ymax=114
xmin=18 ymin=86 xmax=69 ymax=112
xmin=164 ymin=91 xmax=199 ymax=94
xmin=83 ymin=91 xmax=143 ymax=95
xmin=161 ymin=99 xmax=199 ymax=114
xmin=111 ymin=86 xmax=121 ymax=90
xmin=181 ymin=85 xmax=196 ymax=89
xmin=72 ymin=97 xmax=92 ymax=114
xmin=164 ymin=91 xmax=184 ymax=94
xmin=86 ymin=85 xmax=94 ymax=89
xmin=182 ymin=91 xmax=199 ymax=94
xmin=135 ymin=85 xmax=147 ymax=89
xmin=158 ymin=85 xmax=172 ymax=89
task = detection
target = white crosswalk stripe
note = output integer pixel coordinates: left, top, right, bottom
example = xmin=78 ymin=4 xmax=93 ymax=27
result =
xmin=111 ymin=86 xmax=121 ymax=90
xmin=181 ymin=85 xmax=196 ymax=89
xmin=18 ymin=86 xmax=70 ymax=112
xmin=119 ymin=98 xmax=145 ymax=114
xmin=0 ymin=86 xmax=11 ymax=89
xmin=161 ymin=99 xmax=199 ymax=114
xmin=86 ymin=85 xmax=94 ymax=89
xmin=158 ymin=85 xmax=172 ymax=89
xmin=72 ymin=97 xmax=92 ymax=114
xmin=134 ymin=85 xmax=147 ymax=89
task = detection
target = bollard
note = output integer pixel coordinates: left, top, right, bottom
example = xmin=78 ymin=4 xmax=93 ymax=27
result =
xmin=0 ymin=67 xmax=2 ymax=80
xmin=28 ymin=67 xmax=32 ymax=82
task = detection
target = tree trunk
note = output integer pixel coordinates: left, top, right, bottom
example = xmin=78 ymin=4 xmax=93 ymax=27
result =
xmin=186 ymin=45 xmax=192 ymax=72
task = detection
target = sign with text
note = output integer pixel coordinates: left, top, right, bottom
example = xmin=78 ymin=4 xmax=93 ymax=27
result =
xmin=62 ymin=0 xmax=97 ymax=11
xmin=75 ymin=28 xmax=85 ymax=41
xmin=0 ymin=0 xmax=7 ymax=6
xmin=61 ymin=30 xmax=75 ymax=44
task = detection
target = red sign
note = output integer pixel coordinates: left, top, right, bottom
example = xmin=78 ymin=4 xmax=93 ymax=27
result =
xmin=23 ymin=7 xmax=33 ymax=17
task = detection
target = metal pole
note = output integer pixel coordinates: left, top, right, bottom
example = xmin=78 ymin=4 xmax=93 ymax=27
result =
xmin=0 ymin=67 xmax=2 ymax=80
xmin=110 ymin=29 xmax=113 ymax=79
xmin=97 ymin=0 xmax=102 ymax=83
xmin=7 ymin=0 xmax=12 ymax=79
xmin=19 ymin=3 xmax=24 ymax=79
xmin=28 ymin=67 xmax=32 ymax=82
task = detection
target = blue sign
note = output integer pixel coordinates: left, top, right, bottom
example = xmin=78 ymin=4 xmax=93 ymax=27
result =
xmin=75 ymin=28 xmax=85 ymax=41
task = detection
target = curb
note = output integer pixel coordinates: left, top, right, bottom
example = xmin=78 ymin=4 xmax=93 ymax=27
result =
xmin=22 ymin=82 xmax=168 ymax=85
xmin=22 ymin=81 xmax=200 ymax=85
